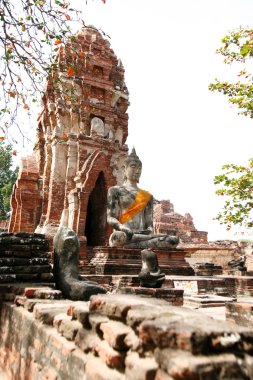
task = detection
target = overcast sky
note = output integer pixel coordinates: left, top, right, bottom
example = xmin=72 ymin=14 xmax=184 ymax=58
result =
xmin=12 ymin=0 xmax=253 ymax=240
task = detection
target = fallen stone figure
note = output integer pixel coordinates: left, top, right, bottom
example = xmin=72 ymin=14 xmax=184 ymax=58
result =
xmin=53 ymin=226 xmax=106 ymax=300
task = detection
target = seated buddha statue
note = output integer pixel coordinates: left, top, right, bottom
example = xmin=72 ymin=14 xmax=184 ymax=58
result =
xmin=107 ymin=148 xmax=179 ymax=249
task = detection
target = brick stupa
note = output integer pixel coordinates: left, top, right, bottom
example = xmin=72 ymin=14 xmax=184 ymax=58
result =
xmin=9 ymin=27 xmax=129 ymax=252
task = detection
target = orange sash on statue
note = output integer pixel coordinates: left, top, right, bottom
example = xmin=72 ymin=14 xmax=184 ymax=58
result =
xmin=119 ymin=189 xmax=151 ymax=224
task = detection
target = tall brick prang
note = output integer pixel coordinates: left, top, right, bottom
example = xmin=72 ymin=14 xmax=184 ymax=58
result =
xmin=9 ymin=27 xmax=130 ymax=252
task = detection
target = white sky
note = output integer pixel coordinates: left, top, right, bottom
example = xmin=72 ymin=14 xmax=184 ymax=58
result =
xmin=12 ymin=0 xmax=253 ymax=241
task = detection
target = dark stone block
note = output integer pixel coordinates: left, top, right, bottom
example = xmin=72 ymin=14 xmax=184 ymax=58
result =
xmin=15 ymin=274 xmax=39 ymax=281
xmin=0 ymin=267 xmax=15 ymax=274
xmin=15 ymin=232 xmax=44 ymax=239
xmin=6 ymin=245 xmax=30 ymax=251
xmin=10 ymin=251 xmax=32 ymax=258
xmin=0 ymin=274 xmax=16 ymax=283
xmin=33 ymin=251 xmax=51 ymax=258
xmin=14 ymin=232 xmax=35 ymax=238
xmin=31 ymin=244 xmax=48 ymax=251
xmin=40 ymin=273 xmax=54 ymax=281
xmin=0 ymin=257 xmax=50 ymax=266
xmin=12 ymin=265 xmax=52 ymax=274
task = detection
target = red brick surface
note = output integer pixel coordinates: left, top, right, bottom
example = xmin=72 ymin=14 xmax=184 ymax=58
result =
xmin=1 ymin=293 xmax=253 ymax=379
xmin=153 ymin=200 xmax=208 ymax=244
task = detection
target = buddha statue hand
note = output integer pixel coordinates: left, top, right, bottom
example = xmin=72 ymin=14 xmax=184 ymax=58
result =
xmin=109 ymin=231 xmax=127 ymax=247
xmin=119 ymin=225 xmax=133 ymax=240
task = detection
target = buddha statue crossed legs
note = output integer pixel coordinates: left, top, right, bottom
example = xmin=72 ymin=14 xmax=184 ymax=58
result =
xmin=107 ymin=148 xmax=179 ymax=249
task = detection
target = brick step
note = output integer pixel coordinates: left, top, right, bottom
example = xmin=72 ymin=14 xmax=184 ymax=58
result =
xmin=0 ymin=233 xmax=54 ymax=284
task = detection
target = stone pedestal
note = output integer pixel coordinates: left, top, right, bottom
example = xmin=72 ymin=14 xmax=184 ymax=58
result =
xmin=184 ymin=294 xmax=236 ymax=308
xmin=81 ymin=246 xmax=194 ymax=276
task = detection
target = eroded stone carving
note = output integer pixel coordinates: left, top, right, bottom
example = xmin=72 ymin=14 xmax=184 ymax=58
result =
xmin=107 ymin=148 xmax=179 ymax=249
xmin=53 ymin=226 xmax=106 ymax=300
xmin=90 ymin=117 xmax=105 ymax=137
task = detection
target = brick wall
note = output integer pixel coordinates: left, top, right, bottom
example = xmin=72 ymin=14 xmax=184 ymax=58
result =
xmin=153 ymin=200 xmax=208 ymax=244
xmin=1 ymin=293 xmax=253 ymax=379
xmin=226 ymin=302 xmax=253 ymax=327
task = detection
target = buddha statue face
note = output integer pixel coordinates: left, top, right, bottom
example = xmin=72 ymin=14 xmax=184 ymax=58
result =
xmin=123 ymin=148 xmax=142 ymax=183
xmin=125 ymin=160 xmax=142 ymax=183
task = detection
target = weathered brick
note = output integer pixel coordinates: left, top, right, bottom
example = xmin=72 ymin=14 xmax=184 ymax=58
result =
xmin=85 ymin=356 xmax=124 ymax=380
xmin=25 ymin=287 xmax=53 ymax=298
xmin=154 ymin=348 xmax=248 ymax=380
xmin=139 ymin=314 xmax=253 ymax=354
xmin=68 ymin=302 xmax=90 ymax=327
xmin=125 ymin=352 xmax=158 ymax=380
xmin=24 ymin=298 xmax=53 ymax=312
xmin=33 ymin=289 xmax=62 ymax=300
xmin=53 ymin=313 xmax=72 ymax=329
xmin=75 ymin=328 xmax=100 ymax=353
xmin=100 ymin=320 xmax=133 ymax=350
xmin=89 ymin=294 xmax=147 ymax=320
xmin=89 ymin=313 xmax=109 ymax=334
xmin=95 ymin=339 xmax=125 ymax=368
xmin=59 ymin=319 xmax=83 ymax=341
xmin=126 ymin=304 xmax=170 ymax=329
xmin=34 ymin=303 xmax=71 ymax=325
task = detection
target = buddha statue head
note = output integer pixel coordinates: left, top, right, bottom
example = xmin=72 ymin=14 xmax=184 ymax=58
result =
xmin=123 ymin=148 xmax=142 ymax=183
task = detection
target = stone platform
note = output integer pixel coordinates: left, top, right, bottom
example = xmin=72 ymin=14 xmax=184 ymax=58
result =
xmin=81 ymin=247 xmax=194 ymax=276
xmin=184 ymin=294 xmax=236 ymax=308
xmin=81 ymin=273 xmax=253 ymax=304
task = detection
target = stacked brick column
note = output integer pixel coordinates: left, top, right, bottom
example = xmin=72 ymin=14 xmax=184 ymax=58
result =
xmin=0 ymin=232 xmax=53 ymax=284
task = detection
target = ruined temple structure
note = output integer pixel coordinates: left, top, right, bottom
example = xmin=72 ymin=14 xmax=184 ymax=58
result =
xmin=4 ymin=25 xmax=253 ymax=380
xmin=9 ymin=27 xmax=129 ymax=252
xmin=153 ymin=200 xmax=208 ymax=244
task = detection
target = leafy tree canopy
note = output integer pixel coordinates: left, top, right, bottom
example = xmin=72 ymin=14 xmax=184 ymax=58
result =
xmin=209 ymin=27 xmax=253 ymax=118
xmin=0 ymin=141 xmax=18 ymax=219
xmin=214 ymin=160 xmax=253 ymax=230
xmin=210 ymin=27 xmax=253 ymax=232
xmin=0 ymin=0 xmax=106 ymax=140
